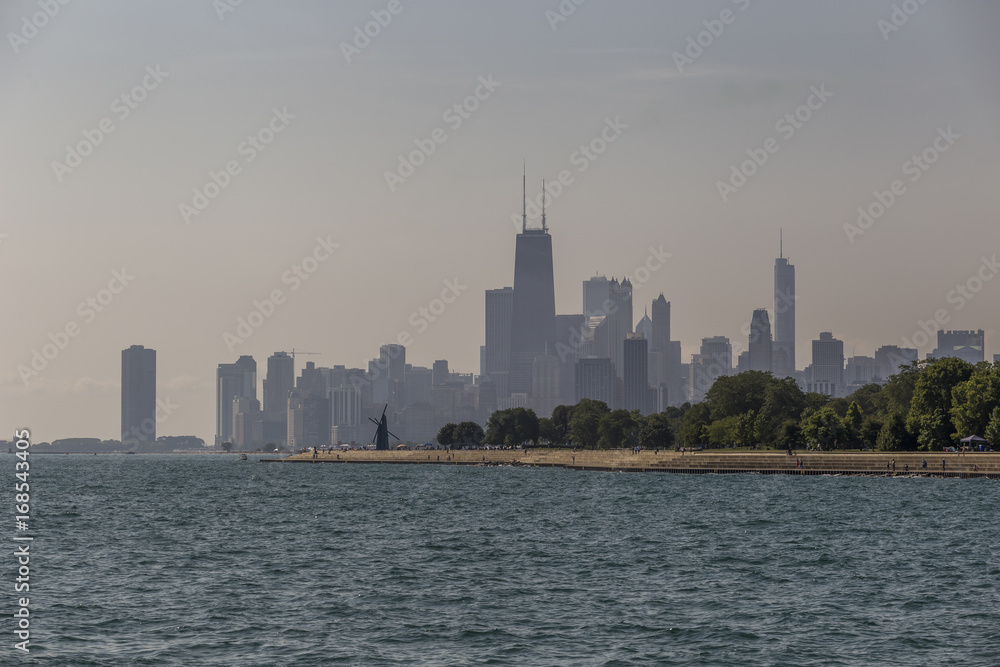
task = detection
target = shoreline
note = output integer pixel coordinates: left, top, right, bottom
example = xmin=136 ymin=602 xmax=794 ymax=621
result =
xmin=262 ymin=449 xmax=1000 ymax=479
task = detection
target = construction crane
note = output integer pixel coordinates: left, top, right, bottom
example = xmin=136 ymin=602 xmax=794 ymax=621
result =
xmin=279 ymin=349 xmax=320 ymax=373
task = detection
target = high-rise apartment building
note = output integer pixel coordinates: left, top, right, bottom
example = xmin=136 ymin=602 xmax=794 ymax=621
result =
xmin=483 ymin=287 xmax=513 ymax=398
xmin=216 ymin=355 xmax=256 ymax=446
xmin=121 ymin=345 xmax=156 ymax=448
xmin=749 ymin=309 xmax=772 ymax=373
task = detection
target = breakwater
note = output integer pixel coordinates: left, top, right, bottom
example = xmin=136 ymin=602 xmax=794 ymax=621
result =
xmin=262 ymin=449 xmax=1000 ymax=478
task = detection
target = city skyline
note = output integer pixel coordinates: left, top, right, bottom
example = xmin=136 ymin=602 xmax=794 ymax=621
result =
xmin=3 ymin=1 xmax=999 ymax=442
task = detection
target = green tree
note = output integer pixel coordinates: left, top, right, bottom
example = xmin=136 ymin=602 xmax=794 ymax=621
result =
xmin=775 ymin=420 xmax=802 ymax=450
xmin=705 ymin=415 xmax=738 ymax=447
xmin=907 ymin=357 xmax=974 ymax=450
xmin=984 ymin=406 xmax=1000 ymax=448
xmin=950 ymin=364 xmax=1000 ymax=439
xmin=568 ymin=399 xmax=610 ymax=448
xmin=734 ymin=410 xmax=757 ymax=447
xmin=598 ymin=409 xmax=639 ymax=449
xmin=678 ymin=402 xmax=711 ymax=446
xmin=436 ymin=423 xmax=457 ymax=447
xmin=876 ymin=413 xmax=913 ymax=451
xmin=801 ymin=407 xmax=846 ymax=450
xmin=846 ymin=383 xmax=887 ymax=419
xmin=842 ymin=401 xmax=864 ymax=448
xmin=220 ymin=441 xmax=233 ymax=453
xmin=882 ymin=361 xmax=922 ymax=420
xmin=550 ymin=404 xmax=574 ymax=444
xmin=705 ymin=371 xmax=773 ymax=422
xmin=638 ymin=412 xmax=675 ymax=450
xmin=859 ymin=415 xmax=884 ymax=450
xmin=753 ymin=377 xmax=808 ymax=446
xmin=453 ymin=421 xmax=484 ymax=448
xmin=538 ymin=417 xmax=558 ymax=446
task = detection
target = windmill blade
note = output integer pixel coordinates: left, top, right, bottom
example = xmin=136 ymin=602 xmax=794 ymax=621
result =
xmin=387 ymin=430 xmax=400 ymax=441
xmin=369 ymin=417 xmax=381 ymax=426
xmin=381 ymin=404 xmax=388 ymax=419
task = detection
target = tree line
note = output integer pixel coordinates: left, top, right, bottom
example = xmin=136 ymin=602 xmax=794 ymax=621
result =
xmin=438 ymin=358 xmax=1000 ymax=451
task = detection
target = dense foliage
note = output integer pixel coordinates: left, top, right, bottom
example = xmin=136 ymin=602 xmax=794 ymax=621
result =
xmin=446 ymin=358 xmax=999 ymax=451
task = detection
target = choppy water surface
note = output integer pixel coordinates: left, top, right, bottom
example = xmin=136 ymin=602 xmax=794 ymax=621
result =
xmin=14 ymin=456 xmax=1000 ymax=665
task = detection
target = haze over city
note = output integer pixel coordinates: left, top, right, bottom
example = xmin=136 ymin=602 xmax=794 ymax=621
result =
xmin=2 ymin=0 xmax=999 ymax=443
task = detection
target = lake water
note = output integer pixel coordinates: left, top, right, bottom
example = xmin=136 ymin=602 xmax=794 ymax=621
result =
xmin=14 ymin=455 xmax=1000 ymax=665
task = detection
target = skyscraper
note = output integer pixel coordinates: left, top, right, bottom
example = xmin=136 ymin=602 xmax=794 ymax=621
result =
xmin=121 ymin=345 xmax=156 ymax=449
xmin=263 ymin=352 xmax=294 ymax=413
xmin=808 ymin=332 xmax=844 ymax=396
xmin=380 ymin=344 xmax=406 ymax=408
xmin=773 ymin=234 xmax=796 ymax=377
xmin=216 ymin=355 xmax=256 ymax=446
xmin=483 ymin=287 xmax=513 ymax=398
xmin=608 ymin=277 xmax=633 ymax=379
xmin=623 ymin=333 xmax=654 ymax=414
xmin=689 ymin=336 xmax=732 ymax=403
xmin=509 ymin=177 xmax=556 ymax=397
xmin=261 ymin=352 xmax=294 ymax=445
xmin=748 ymin=309 xmax=772 ymax=373
xmin=575 ymin=357 xmax=615 ymax=406
xmin=651 ymin=294 xmax=671 ymax=409
xmin=583 ymin=275 xmax=611 ymax=318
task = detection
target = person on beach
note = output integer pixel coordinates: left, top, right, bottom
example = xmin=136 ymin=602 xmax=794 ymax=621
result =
xmin=941 ymin=459 xmax=946 ymax=470
xmin=922 ymin=459 xmax=927 ymax=469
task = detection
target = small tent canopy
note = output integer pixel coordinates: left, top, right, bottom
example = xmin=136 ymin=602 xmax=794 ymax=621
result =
xmin=960 ymin=435 xmax=989 ymax=444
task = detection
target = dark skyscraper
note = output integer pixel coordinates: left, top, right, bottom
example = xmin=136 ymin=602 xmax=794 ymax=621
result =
xmin=773 ymin=233 xmax=796 ymax=377
xmin=263 ymin=352 xmax=294 ymax=413
xmin=651 ymin=294 xmax=670 ymax=405
xmin=121 ymin=345 xmax=156 ymax=449
xmin=216 ymin=355 xmax=257 ymax=446
xmin=483 ymin=287 xmax=513 ymax=397
xmin=623 ymin=334 xmax=654 ymax=415
xmin=749 ymin=309 xmax=772 ymax=373
xmin=508 ymin=175 xmax=556 ymax=397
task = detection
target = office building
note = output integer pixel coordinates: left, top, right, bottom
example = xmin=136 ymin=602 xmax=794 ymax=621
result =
xmin=216 ymin=355 xmax=256 ymax=446
xmin=483 ymin=287 xmax=513 ymax=398
xmin=121 ymin=345 xmax=156 ymax=448
xmin=748 ymin=309 xmax=772 ymax=373
xmin=773 ymin=235 xmax=795 ymax=377
xmin=930 ymin=330 xmax=985 ymax=364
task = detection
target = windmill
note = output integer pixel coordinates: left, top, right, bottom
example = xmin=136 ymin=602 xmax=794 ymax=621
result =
xmin=369 ymin=405 xmax=400 ymax=451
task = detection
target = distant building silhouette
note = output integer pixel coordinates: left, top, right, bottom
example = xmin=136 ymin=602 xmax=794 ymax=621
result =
xmin=262 ymin=351 xmax=294 ymax=445
xmin=554 ymin=314 xmax=585 ymax=408
xmin=121 ymin=345 xmax=156 ymax=449
xmin=575 ymin=357 xmax=615 ymax=407
xmin=623 ymin=334 xmax=655 ymax=415
xmin=531 ymin=351 xmax=560 ymax=419
xmin=875 ymin=345 xmax=918 ymax=381
xmin=806 ymin=332 xmax=844 ymax=396
xmin=509 ymin=227 xmax=556 ymax=396
xmin=690 ymin=336 xmax=731 ymax=403
xmin=773 ymin=235 xmax=795 ymax=377
xmin=287 ymin=361 xmax=331 ymax=449
xmin=930 ymin=330 xmax=985 ymax=364
xmin=483 ymin=287 xmax=513 ymax=398
xmin=651 ymin=294 xmax=670 ymax=407
xmin=216 ymin=355 xmax=255 ymax=447
xmin=749 ymin=309 xmax=772 ymax=373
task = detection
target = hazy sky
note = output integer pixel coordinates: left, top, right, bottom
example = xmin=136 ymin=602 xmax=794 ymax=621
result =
xmin=2 ymin=1 xmax=998 ymax=443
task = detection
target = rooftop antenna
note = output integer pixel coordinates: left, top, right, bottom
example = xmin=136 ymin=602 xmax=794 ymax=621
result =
xmin=780 ymin=229 xmax=783 ymax=259
xmin=522 ymin=163 xmax=526 ymax=233
xmin=541 ymin=179 xmax=547 ymax=233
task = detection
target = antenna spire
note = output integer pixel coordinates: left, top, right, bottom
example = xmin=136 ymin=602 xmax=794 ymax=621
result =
xmin=541 ymin=180 xmax=547 ymax=233
xmin=780 ymin=229 xmax=783 ymax=259
xmin=522 ymin=163 xmax=526 ymax=234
